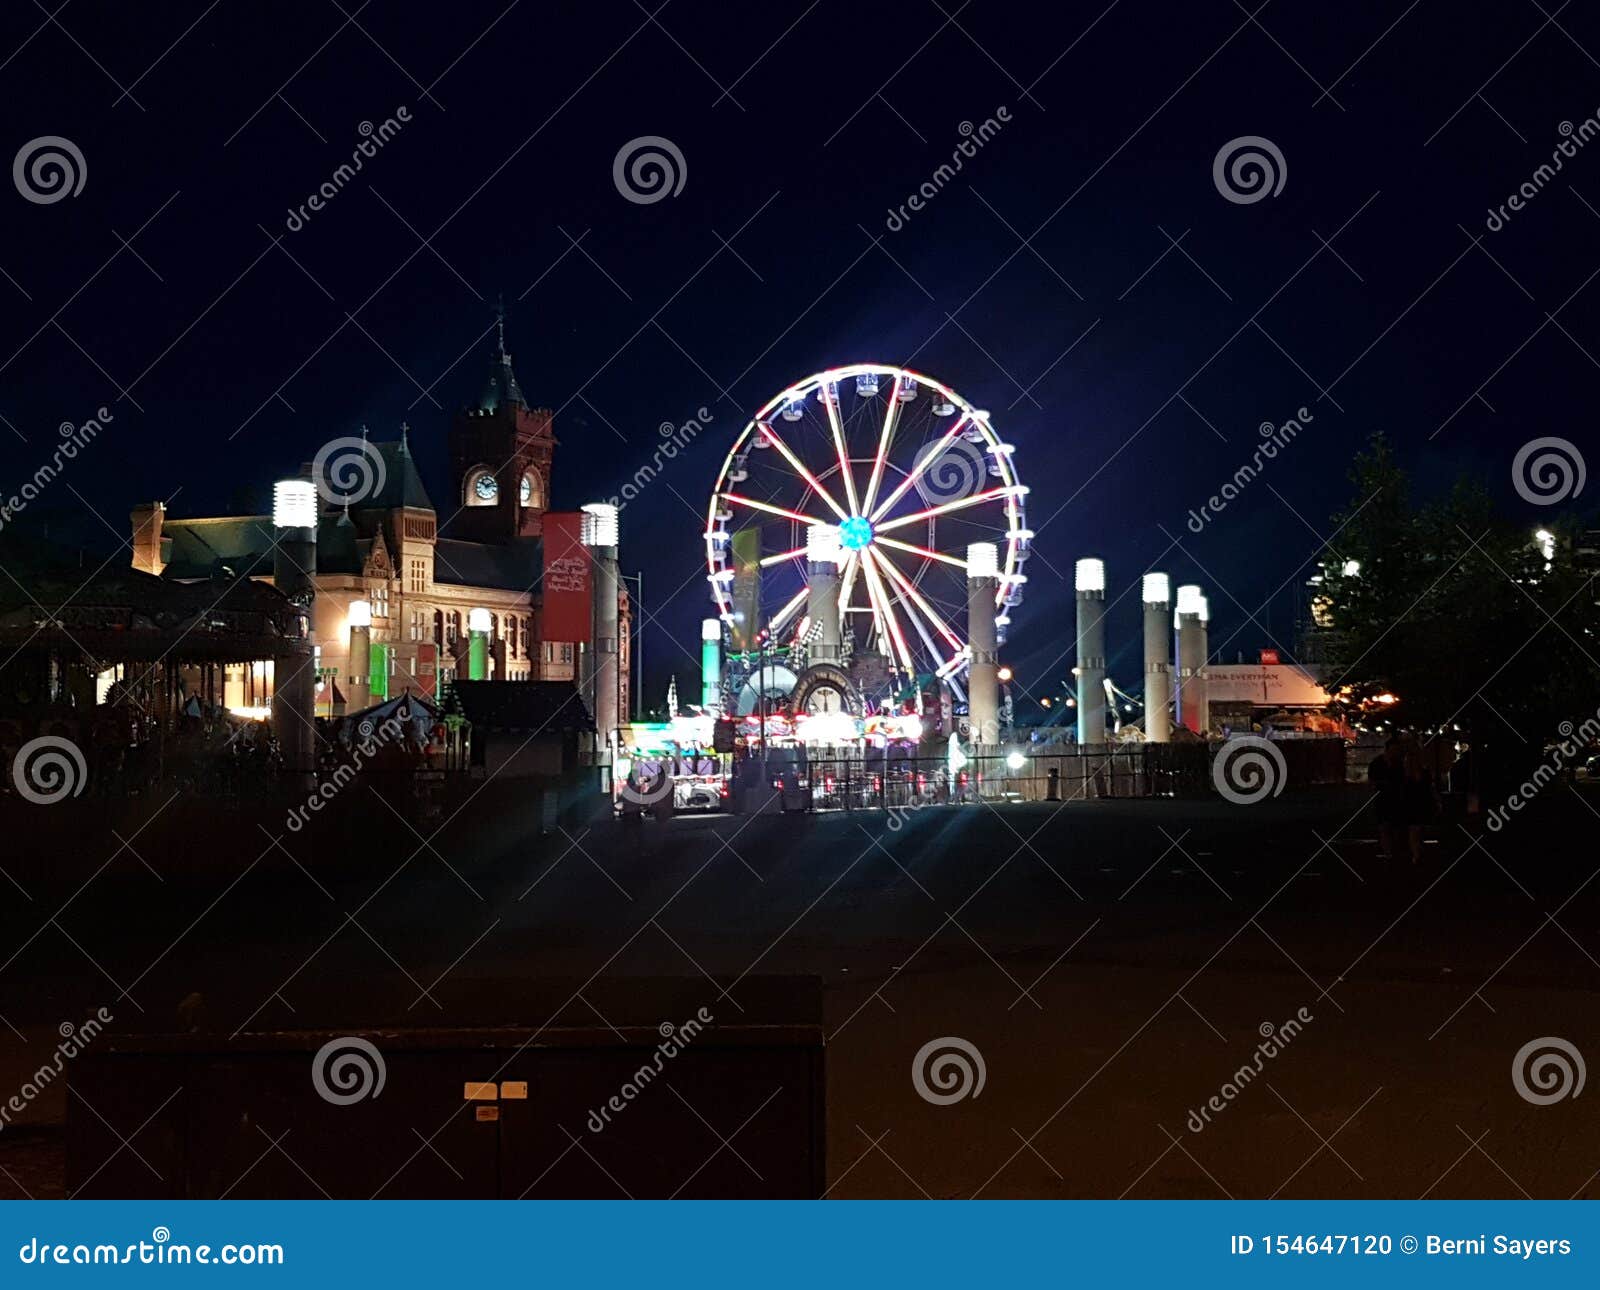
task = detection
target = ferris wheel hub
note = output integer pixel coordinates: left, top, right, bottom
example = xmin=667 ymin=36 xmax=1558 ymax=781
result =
xmin=838 ymin=515 xmax=874 ymax=551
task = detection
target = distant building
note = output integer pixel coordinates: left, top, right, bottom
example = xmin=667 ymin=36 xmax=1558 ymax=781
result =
xmin=128 ymin=324 xmax=629 ymax=717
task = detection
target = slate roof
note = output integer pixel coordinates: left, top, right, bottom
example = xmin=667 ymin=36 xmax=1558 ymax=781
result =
xmin=432 ymin=537 xmax=541 ymax=591
xmin=159 ymin=512 xmax=368 ymax=579
xmin=357 ymin=438 xmax=435 ymax=511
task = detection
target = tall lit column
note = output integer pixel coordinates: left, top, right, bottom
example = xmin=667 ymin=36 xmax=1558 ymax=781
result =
xmin=271 ymin=479 xmax=318 ymax=789
xmin=583 ymin=503 xmax=621 ymax=754
xmin=468 ymin=607 xmax=490 ymax=681
xmin=700 ymin=618 xmax=723 ymax=712
xmin=1175 ymin=584 xmax=1204 ymax=735
xmin=806 ymin=523 xmax=843 ymax=663
xmin=1195 ymin=594 xmax=1211 ymax=739
xmin=347 ymin=598 xmax=372 ymax=713
xmin=1141 ymin=573 xmax=1171 ymax=743
xmin=1076 ymin=558 xmax=1106 ymax=746
xmin=966 ymin=543 xmax=1000 ymax=747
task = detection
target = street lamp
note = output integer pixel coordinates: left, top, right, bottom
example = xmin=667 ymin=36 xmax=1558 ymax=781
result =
xmin=348 ymin=599 xmax=372 ymax=712
xmin=468 ymin=606 xmax=491 ymax=680
xmin=270 ymin=478 xmax=318 ymax=788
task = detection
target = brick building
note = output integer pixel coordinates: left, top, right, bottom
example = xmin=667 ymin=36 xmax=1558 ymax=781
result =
xmin=128 ymin=326 xmax=629 ymax=718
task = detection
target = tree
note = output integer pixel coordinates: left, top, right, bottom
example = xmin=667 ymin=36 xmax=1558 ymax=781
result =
xmin=1312 ymin=434 xmax=1599 ymax=779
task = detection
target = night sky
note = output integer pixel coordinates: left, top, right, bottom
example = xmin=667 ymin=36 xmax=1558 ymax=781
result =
xmin=4 ymin=1 xmax=1597 ymax=706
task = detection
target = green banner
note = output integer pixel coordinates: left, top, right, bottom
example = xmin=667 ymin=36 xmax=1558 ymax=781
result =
xmin=369 ymin=642 xmax=389 ymax=700
xmin=729 ymin=527 xmax=762 ymax=653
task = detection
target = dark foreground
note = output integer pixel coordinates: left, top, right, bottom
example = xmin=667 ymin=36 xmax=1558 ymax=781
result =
xmin=0 ymin=784 xmax=1595 ymax=1199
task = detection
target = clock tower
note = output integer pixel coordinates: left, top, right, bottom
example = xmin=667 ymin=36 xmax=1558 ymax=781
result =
xmin=448 ymin=315 xmax=554 ymax=543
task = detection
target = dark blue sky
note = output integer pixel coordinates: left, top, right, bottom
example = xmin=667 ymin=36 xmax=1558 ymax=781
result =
xmin=3 ymin=1 xmax=1597 ymax=704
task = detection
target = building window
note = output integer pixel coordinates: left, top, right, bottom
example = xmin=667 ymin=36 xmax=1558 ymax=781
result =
xmin=520 ymin=617 xmax=530 ymax=657
xmin=372 ymin=583 xmax=389 ymax=619
xmin=409 ymin=608 xmax=425 ymax=641
xmin=408 ymin=559 xmax=426 ymax=594
xmin=560 ymin=643 xmax=573 ymax=665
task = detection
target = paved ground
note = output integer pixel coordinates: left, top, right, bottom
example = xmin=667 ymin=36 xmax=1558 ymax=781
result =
xmin=0 ymin=783 xmax=1596 ymax=1198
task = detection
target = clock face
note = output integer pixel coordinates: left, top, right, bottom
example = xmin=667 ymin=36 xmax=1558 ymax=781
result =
xmin=474 ymin=473 xmax=498 ymax=502
xmin=520 ymin=474 xmax=532 ymax=506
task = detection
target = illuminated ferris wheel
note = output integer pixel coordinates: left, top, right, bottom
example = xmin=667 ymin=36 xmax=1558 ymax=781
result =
xmin=705 ymin=363 xmax=1031 ymax=696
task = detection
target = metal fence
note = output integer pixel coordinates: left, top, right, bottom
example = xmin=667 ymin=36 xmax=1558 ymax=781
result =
xmin=788 ymin=738 xmax=1346 ymax=812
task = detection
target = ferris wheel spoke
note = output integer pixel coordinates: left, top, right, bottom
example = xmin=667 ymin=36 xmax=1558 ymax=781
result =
xmin=872 ymin=534 xmax=968 ymax=569
xmin=869 ymin=546 xmax=964 ymax=652
xmin=721 ymin=492 xmax=828 ymax=527
xmin=869 ymin=412 xmax=970 ymax=522
xmin=836 ymin=550 xmax=861 ymax=628
xmin=819 ymin=382 xmax=861 ymax=516
xmin=859 ymin=547 xmax=914 ymax=675
xmin=767 ymin=586 xmax=810 ymax=635
xmin=860 ymin=374 xmax=903 ymax=518
xmin=756 ymin=422 xmax=849 ymax=521
xmin=758 ymin=547 xmax=807 ymax=567
xmin=874 ymin=485 xmax=1019 ymax=534
xmin=868 ymin=549 xmax=959 ymax=682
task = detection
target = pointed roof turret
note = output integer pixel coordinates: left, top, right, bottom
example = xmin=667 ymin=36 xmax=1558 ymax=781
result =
xmin=479 ymin=299 xmax=525 ymax=412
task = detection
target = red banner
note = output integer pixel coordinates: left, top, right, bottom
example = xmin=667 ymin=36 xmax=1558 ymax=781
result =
xmin=417 ymin=642 xmax=437 ymax=698
xmin=542 ymin=511 xmax=592 ymax=643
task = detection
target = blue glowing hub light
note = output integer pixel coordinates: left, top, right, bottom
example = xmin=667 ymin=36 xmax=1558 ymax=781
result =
xmin=839 ymin=515 xmax=874 ymax=551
